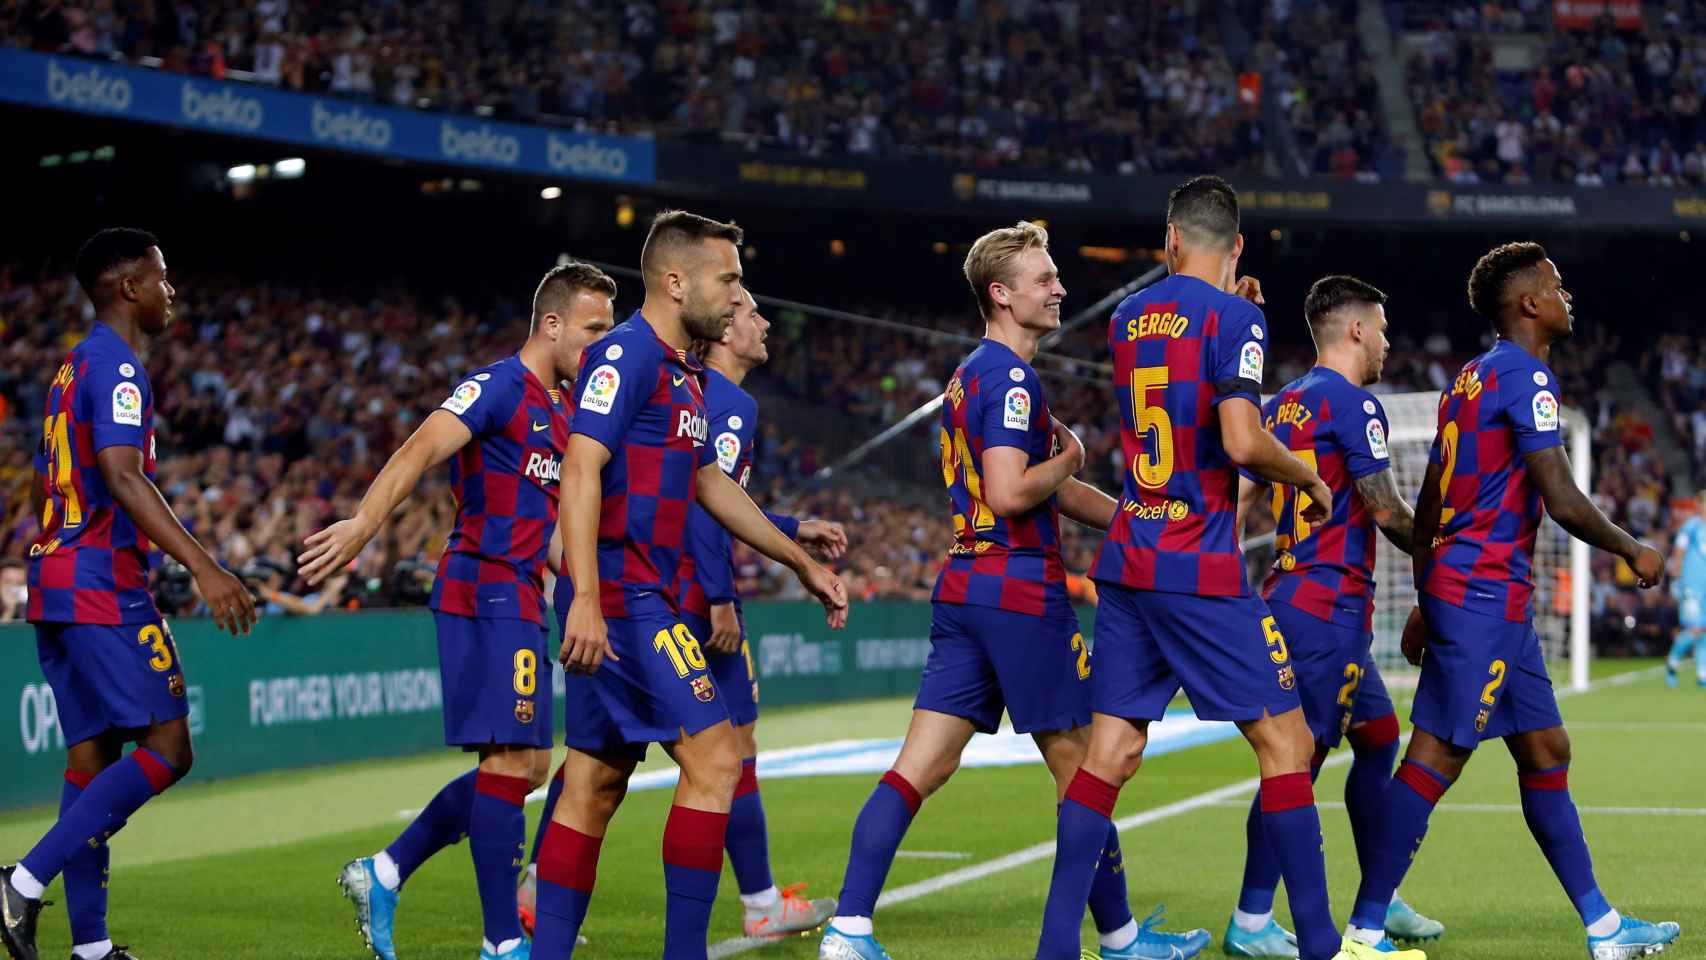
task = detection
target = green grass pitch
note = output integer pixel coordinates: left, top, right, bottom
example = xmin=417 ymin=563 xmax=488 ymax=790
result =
xmin=1 ymin=659 xmax=1700 ymax=959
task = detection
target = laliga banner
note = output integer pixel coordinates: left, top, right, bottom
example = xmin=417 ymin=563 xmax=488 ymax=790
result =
xmin=0 ymin=48 xmax=654 ymax=184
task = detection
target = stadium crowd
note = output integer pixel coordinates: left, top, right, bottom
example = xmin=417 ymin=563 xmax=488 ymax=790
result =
xmin=1 ymin=0 xmax=1386 ymax=177
xmin=1405 ymin=2 xmax=1706 ymax=185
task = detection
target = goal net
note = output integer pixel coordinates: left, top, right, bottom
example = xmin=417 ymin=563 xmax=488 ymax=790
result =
xmin=1243 ymin=390 xmax=1592 ymax=708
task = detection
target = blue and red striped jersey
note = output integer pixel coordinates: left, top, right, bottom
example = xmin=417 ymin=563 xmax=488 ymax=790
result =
xmin=571 ymin=312 xmax=716 ymax=619
xmin=931 ymin=339 xmax=1069 ymax=616
xmin=1092 ymin=274 xmax=1267 ymax=597
xmin=1260 ymin=367 xmax=1392 ymax=632
xmin=429 ymin=354 xmax=571 ymax=624
xmin=1421 ymin=339 xmax=1564 ymax=622
xmin=28 ymin=323 xmax=160 ymax=625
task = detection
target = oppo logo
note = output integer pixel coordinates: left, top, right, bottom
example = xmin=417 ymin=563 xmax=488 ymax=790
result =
xmin=18 ymin=683 xmax=65 ymax=756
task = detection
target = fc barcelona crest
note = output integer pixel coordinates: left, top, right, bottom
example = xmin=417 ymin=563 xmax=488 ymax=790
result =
xmin=691 ymin=676 xmax=716 ymax=703
xmin=1276 ymin=665 xmax=1296 ymax=691
xmin=1474 ymin=708 xmax=1490 ymax=733
xmin=168 ymin=674 xmax=185 ymax=698
xmin=515 ymin=698 xmax=535 ymax=724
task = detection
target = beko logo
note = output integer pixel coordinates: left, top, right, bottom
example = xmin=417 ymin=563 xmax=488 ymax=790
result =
xmin=46 ymin=59 xmax=133 ymax=111
xmin=547 ymin=135 xmax=629 ymax=177
xmin=440 ymin=121 xmax=521 ymax=165
xmin=181 ymin=83 xmax=265 ymax=130
xmin=311 ymin=102 xmax=393 ymax=149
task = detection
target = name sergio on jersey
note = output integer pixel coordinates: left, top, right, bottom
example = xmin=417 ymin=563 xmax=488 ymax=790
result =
xmin=1124 ymin=311 xmax=1191 ymax=341
xmin=523 ymin=451 xmax=561 ymax=483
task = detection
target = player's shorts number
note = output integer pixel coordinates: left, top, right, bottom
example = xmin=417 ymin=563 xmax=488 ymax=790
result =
xmin=1070 ymin=632 xmax=1091 ymax=681
xmin=1479 ymin=658 xmax=1507 ymax=705
xmin=653 ymin=623 xmax=708 ymax=678
xmin=1437 ymin=421 xmax=1461 ymax=529
xmin=137 ymin=623 xmax=173 ymax=672
xmin=1130 ymin=366 xmax=1174 ymax=490
xmin=1337 ymin=661 xmax=1365 ymax=707
xmin=940 ymin=427 xmax=996 ymax=533
xmin=1262 ymin=615 xmax=1290 ymax=664
xmin=42 ymin=412 xmax=83 ymax=529
xmin=1270 ymin=448 xmax=1320 ymax=550
xmin=512 ymin=648 xmax=538 ymax=696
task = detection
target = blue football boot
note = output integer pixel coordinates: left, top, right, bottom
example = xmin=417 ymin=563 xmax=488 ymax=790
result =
xmin=1385 ymin=896 xmax=1444 ymax=943
xmin=1586 ymin=915 xmax=1680 ymax=959
xmin=819 ymin=923 xmax=893 ymax=960
xmin=1222 ymin=914 xmax=1298 ymax=958
xmin=479 ymin=938 xmax=531 ymax=960
xmin=1100 ymin=906 xmax=1211 ymax=959
xmin=338 ymin=857 xmax=398 ymax=960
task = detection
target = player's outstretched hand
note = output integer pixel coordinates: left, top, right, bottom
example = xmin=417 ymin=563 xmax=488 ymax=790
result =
xmin=560 ymin=597 xmax=617 ymax=674
xmin=1631 ymin=542 xmax=1665 ymax=589
xmin=196 ymin=562 xmax=258 ymax=636
xmin=1051 ymin=418 xmax=1085 ymax=474
xmin=1300 ymin=475 xmax=1333 ymax=525
xmin=297 ymin=517 xmax=375 ymax=586
xmin=1401 ymin=605 xmax=1429 ymax=666
xmin=797 ymin=519 xmax=849 ymax=560
xmin=706 ymin=602 xmax=743 ymax=654
xmin=1234 ymin=275 xmax=1265 ymax=305
xmin=800 ymin=562 xmax=849 ymax=629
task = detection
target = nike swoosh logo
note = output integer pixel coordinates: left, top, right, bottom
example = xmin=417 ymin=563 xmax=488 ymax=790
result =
xmin=532 ymin=421 xmax=550 ymax=432
xmin=672 ymin=374 xmax=686 ymax=386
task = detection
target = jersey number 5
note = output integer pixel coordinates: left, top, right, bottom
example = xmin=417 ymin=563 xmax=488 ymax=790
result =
xmin=1131 ymin=366 xmax=1174 ymax=490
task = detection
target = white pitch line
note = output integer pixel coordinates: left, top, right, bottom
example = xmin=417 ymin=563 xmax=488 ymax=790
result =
xmin=894 ymin=851 xmax=972 ymax=860
xmin=705 ymin=665 xmax=1660 ymax=958
xmin=1208 ymin=799 xmax=1706 ymax=816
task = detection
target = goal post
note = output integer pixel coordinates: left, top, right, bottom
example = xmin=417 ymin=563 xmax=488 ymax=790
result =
xmin=1242 ymin=390 xmax=1593 ymax=708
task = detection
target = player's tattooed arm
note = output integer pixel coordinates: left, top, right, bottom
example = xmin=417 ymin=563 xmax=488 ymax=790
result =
xmin=1355 ymin=468 xmax=1416 ymax=554
xmin=1525 ymin=445 xmax=1664 ymax=586
xmin=97 ymin=445 xmax=256 ymax=635
xmin=299 ymin=410 xmax=473 ymax=584
xmin=1057 ymin=477 xmax=1118 ymax=530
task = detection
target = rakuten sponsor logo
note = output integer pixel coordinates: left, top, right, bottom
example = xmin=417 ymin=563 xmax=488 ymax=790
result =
xmin=311 ymin=101 xmax=393 ymax=149
xmin=440 ymin=120 xmax=521 ymax=166
xmin=46 ymin=59 xmax=132 ymax=112
xmin=181 ymin=82 xmax=264 ymax=130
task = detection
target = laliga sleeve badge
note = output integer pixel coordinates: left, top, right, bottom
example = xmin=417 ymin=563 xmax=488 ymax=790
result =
xmin=441 ymin=380 xmax=481 ymax=415
xmin=1532 ymin=390 xmax=1559 ymax=432
xmin=1239 ymin=341 xmax=1264 ymax=381
xmin=1003 ymin=386 xmax=1031 ymax=429
xmin=1366 ymin=418 xmax=1390 ymax=459
xmin=691 ymin=675 xmax=716 ymax=703
xmin=580 ymin=364 xmax=621 ymax=413
xmin=715 ymin=432 xmax=741 ymax=473
xmin=112 ymin=382 xmax=143 ymax=426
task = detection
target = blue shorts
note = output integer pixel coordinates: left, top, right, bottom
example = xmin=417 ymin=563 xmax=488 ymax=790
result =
xmin=434 ymin=612 xmax=552 ymax=749
xmin=1267 ymin=599 xmax=1394 ymax=749
xmin=914 ymin=603 xmax=1091 ymax=735
xmin=1090 ymin=584 xmax=1302 ymax=723
xmin=1680 ymin=588 xmax=1706 ymax=631
xmin=561 ymin=606 xmax=730 ymax=762
xmin=35 ymin=619 xmax=189 ymax=746
xmin=1410 ymin=595 xmax=1563 ymax=750
xmin=683 ymin=608 xmax=759 ymax=728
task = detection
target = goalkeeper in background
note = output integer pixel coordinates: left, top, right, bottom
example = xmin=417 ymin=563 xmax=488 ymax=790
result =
xmin=1666 ymin=493 xmax=1706 ymax=688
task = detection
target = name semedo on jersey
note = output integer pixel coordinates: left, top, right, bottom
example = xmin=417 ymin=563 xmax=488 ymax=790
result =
xmin=1124 ymin=311 xmax=1191 ymax=341
xmin=1450 ymin=367 xmax=1484 ymax=401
